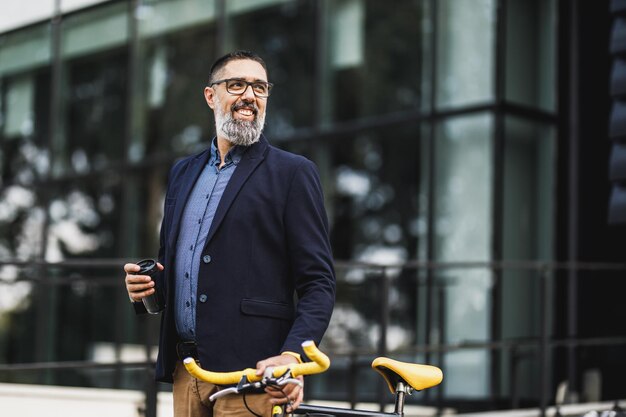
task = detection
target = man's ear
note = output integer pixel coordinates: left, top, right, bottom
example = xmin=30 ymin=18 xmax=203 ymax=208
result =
xmin=204 ymin=86 xmax=215 ymax=109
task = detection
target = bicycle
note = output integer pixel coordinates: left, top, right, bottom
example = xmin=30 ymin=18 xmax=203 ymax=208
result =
xmin=183 ymin=340 xmax=443 ymax=417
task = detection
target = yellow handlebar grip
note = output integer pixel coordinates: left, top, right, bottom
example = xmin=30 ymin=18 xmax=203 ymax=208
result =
xmin=183 ymin=359 xmax=261 ymax=385
xmin=183 ymin=340 xmax=330 ymax=384
xmin=289 ymin=340 xmax=330 ymax=378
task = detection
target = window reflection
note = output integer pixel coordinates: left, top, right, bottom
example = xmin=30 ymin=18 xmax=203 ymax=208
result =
xmin=281 ymin=124 xmax=423 ymax=356
xmin=330 ymin=130 xmax=421 ymax=262
xmin=141 ymin=28 xmax=216 ymax=156
xmin=505 ymin=0 xmax=556 ymax=111
xmin=53 ymin=2 xmax=129 ymax=175
xmin=434 ymin=113 xmax=493 ymax=397
xmin=326 ymin=0 xmax=426 ymax=122
xmin=436 ymin=0 xmax=495 ymax=108
xmin=227 ymin=0 xmax=316 ymax=135
xmin=46 ymin=177 xmax=123 ymax=261
xmin=1 ymin=73 xmax=51 ymax=184
xmin=0 ymin=26 xmax=52 ymax=186
xmin=63 ymin=50 xmax=128 ymax=174
xmin=0 ymin=185 xmax=45 ymax=261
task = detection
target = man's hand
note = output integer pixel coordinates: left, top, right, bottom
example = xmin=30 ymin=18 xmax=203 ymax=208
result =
xmin=124 ymin=262 xmax=164 ymax=302
xmin=256 ymin=354 xmax=303 ymax=412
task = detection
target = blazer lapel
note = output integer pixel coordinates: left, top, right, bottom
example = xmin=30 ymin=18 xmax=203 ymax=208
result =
xmin=166 ymin=149 xmax=211 ymax=252
xmin=203 ymin=135 xmax=268 ymax=246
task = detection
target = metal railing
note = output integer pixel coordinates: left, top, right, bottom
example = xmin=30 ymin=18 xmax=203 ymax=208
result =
xmin=0 ymin=258 xmax=624 ymax=417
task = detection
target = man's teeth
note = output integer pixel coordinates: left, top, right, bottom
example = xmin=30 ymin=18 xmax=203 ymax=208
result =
xmin=237 ymin=109 xmax=254 ymax=116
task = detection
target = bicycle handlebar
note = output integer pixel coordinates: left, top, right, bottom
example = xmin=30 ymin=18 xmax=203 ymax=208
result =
xmin=183 ymin=340 xmax=330 ymax=385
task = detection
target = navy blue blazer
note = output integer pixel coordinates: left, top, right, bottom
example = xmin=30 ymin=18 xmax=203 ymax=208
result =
xmin=136 ymin=135 xmax=336 ymax=383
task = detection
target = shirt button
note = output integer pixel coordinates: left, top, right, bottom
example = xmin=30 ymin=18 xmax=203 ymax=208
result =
xmin=199 ymin=294 xmax=208 ymax=303
xmin=186 ymin=301 xmax=190 ymax=307
xmin=185 ymin=272 xmax=189 ymax=278
xmin=202 ymin=255 xmax=212 ymax=264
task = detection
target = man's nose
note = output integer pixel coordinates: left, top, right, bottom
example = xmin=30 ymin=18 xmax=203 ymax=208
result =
xmin=240 ymin=84 xmax=256 ymax=100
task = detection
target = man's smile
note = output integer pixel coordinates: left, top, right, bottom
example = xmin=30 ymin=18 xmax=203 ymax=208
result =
xmin=232 ymin=103 xmax=257 ymax=119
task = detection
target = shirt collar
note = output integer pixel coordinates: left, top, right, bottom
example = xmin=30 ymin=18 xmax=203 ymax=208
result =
xmin=209 ymin=138 xmax=245 ymax=168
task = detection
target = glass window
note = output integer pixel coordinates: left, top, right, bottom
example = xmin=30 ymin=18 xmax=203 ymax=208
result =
xmin=61 ymin=2 xmax=129 ymax=60
xmin=135 ymin=0 xmax=217 ymax=160
xmin=122 ymin=169 xmax=170 ymax=258
xmin=0 ymin=185 xmax=46 ymax=261
xmin=140 ymin=0 xmax=216 ymax=37
xmin=436 ymin=0 xmax=495 ymax=109
xmin=1 ymin=72 xmax=51 ymax=185
xmin=62 ymin=49 xmax=128 ymax=174
xmin=324 ymin=0 xmax=427 ymax=123
xmin=139 ymin=27 xmax=216 ymax=158
xmin=0 ymin=24 xmax=52 ymax=186
xmin=434 ymin=114 xmax=493 ymax=263
xmin=498 ymin=117 xmax=555 ymax=399
xmin=0 ymin=261 xmax=153 ymax=389
xmin=46 ymin=176 xmax=123 ymax=261
xmin=226 ymin=0 xmax=317 ymax=135
xmin=50 ymin=2 xmax=129 ymax=175
xmin=505 ymin=0 xmax=556 ymax=111
xmin=502 ymin=117 xmax=555 ymax=262
xmin=281 ymin=123 xmax=423 ymax=263
xmin=0 ymin=24 xmax=51 ymax=77
xmin=434 ymin=113 xmax=493 ymax=397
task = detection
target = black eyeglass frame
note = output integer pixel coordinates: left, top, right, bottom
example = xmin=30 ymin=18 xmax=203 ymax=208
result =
xmin=210 ymin=78 xmax=274 ymax=98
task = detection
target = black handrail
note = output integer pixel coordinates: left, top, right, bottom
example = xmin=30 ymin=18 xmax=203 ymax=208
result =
xmin=0 ymin=258 xmax=624 ymax=417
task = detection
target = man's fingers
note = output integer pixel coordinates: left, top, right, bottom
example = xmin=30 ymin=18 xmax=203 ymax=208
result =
xmin=124 ymin=263 xmax=157 ymax=301
xmin=286 ymin=390 xmax=303 ymax=412
xmin=267 ymin=377 xmax=303 ymax=406
xmin=124 ymin=263 xmax=141 ymax=273
xmin=266 ymin=388 xmax=303 ymax=413
xmin=255 ymin=360 xmax=267 ymax=376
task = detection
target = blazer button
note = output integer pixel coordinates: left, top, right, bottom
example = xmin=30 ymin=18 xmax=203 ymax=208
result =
xmin=202 ymin=254 xmax=212 ymax=264
xmin=199 ymin=294 xmax=208 ymax=303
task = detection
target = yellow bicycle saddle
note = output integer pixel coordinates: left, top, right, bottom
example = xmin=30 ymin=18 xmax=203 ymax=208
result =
xmin=371 ymin=357 xmax=443 ymax=394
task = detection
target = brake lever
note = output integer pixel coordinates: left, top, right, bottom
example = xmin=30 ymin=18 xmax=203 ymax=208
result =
xmin=276 ymin=377 xmax=303 ymax=387
xmin=209 ymin=387 xmax=240 ymax=402
xmin=209 ymin=375 xmax=264 ymax=402
xmin=207 ymin=370 xmax=302 ymax=402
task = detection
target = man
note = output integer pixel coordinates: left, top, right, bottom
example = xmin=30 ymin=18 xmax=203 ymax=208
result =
xmin=124 ymin=50 xmax=335 ymax=417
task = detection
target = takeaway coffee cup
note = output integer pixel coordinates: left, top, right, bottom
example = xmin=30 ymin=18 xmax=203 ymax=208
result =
xmin=135 ymin=259 xmax=165 ymax=314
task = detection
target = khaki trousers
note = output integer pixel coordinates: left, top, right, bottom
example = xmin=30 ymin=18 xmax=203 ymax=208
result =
xmin=172 ymin=362 xmax=274 ymax=417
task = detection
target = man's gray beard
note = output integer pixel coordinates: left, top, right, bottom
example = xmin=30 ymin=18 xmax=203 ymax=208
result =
xmin=215 ymin=105 xmax=265 ymax=147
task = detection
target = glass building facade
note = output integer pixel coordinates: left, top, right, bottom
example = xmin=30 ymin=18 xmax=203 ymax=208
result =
xmin=3 ymin=0 xmax=624 ymax=414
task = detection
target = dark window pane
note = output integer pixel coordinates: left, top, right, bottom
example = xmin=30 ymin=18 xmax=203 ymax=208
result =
xmin=64 ymin=50 xmax=128 ymax=173
xmin=0 ymin=24 xmax=52 ymax=185
xmin=228 ymin=0 xmax=316 ymax=134
xmin=327 ymin=0 xmax=426 ymax=122
xmin=47 ymin=176 xmax=123 ymax=260
xmin=56 ymin=2 xmax=130 ymax=175
xmin=0 ymin=185 xmax=45 ymax=260
xmin=142 ymin=28 xmax=216 ymax=157
xmin=281 ymin=123 xmax=423 ymax=262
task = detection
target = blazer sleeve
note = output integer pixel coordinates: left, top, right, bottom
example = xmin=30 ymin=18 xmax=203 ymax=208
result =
xmin=280 ymin=159 xmax=336 ymax=358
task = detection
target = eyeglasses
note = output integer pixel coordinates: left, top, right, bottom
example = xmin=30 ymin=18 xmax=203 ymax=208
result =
xmin=210 ymin=78 xmax=273 ymax=98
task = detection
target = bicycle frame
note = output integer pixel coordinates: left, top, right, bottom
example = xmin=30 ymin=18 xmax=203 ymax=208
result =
xmin=293 ymin=381 xmax=413 ymax=417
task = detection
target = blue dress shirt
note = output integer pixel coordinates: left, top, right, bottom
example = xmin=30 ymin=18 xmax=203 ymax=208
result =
xmin=174 ymin=139 xmax=243 ymax=341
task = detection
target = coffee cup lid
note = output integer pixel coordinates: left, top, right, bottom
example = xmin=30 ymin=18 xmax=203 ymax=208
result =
xmin=136 ymin=259 xmax=157 ymax=274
